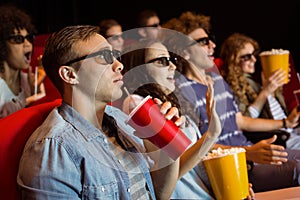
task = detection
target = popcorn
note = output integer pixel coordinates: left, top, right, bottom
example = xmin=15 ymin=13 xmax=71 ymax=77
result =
xmin=202 ymin=147 xmax=249 ymax=199
xmin=259 ymin=48 xmax=289 ymax=56
xmin=202 ymin=147 xmax=246 ymax=160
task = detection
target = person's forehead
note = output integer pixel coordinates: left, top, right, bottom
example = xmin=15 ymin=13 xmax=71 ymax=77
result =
xmin=13 ymin=28 xmax=28 ymax=35
xmin=146 ymin=16 xmax=160 ymax=25
xmin=188 ymin=28 xmax=207 ymax=39
xmin=149 ymin=43 xmax=167 ymax=52
xmin=146 ymin=43 xmax=169 ymax=59
xmin=106 ymin=25 xmax=122 ymax=36
xmin=239 ymin=43 xmax=255 ymax=54
xmin=74 ymin=34 xmax=111 ymax=54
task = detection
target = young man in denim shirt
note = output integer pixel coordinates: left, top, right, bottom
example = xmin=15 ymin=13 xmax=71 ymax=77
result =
xmin=17 ymin=25 xmax=190 ymax=199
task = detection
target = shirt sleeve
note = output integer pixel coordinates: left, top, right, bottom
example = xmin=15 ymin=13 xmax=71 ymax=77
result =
xmin=247 ymin=105 xmax=260 ymax=118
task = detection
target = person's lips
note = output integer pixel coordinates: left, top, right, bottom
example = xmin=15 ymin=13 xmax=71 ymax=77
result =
xmin=167 ymin=74 xmax=175 ymax=83
xmin=24 ymin=51 xmax=32 ymax=64
xmin=207 ymin=52 xmax=215 ymax=60
xmin=113 ymin=75 xmax=123 ymax=85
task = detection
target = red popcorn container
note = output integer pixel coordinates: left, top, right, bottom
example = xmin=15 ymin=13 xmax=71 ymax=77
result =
xmin=126 ymin=95 xmax=192 ymax=160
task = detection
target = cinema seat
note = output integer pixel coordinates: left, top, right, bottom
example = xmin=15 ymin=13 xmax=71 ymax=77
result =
xmin=283 ymin=54 xmax=300 ymax=113
xmin=28 ymin=33 xmax=62 ymax=106
xmin=0 ymin=99 xmax=62 ymax=200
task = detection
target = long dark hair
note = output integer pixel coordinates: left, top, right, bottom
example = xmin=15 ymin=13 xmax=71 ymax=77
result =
xmin=121 ymin=39 xmax=180 ymax=109
xmin=121 ymin=39 xmax=201 ymax=128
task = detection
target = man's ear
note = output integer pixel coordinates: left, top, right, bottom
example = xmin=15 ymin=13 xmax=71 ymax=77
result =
xmin=58 ymin=66 xmax=79 ymax=84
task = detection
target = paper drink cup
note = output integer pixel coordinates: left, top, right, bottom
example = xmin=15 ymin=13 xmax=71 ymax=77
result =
xmin=203 ymin=148 xmax=249 ymax=200
xmin=126 ymin=95 xmax=191 ymax=160
xmin=259 ymin=49 xmax=289 ymax=84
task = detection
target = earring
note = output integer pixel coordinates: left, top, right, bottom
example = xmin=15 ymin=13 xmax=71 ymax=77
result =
xmin=71 ymin=79 xmax=79 ymax=84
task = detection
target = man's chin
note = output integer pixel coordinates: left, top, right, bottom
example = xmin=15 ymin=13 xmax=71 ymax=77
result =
xmin=110 ymin=91 xmax=123 ymax=102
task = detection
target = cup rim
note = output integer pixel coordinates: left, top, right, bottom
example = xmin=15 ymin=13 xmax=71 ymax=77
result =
xmin=126 ymin=95 xmax=152 ymax=121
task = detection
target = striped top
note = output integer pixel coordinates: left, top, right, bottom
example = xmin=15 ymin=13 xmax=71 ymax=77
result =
xmin=176 ymin=72 xmax=252 ymax=146
xmin=106 ymin=132 xmax=152 ymax=200
xmin=268 ymin=95 xmax=287 ymax=120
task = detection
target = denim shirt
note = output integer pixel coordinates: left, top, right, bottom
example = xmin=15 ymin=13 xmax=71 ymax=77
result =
xmin=17 ymin=102 xmax=156 ymax=200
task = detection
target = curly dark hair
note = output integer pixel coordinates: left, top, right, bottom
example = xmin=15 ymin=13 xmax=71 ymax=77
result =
xmin=162 ymin=11 xmax=212 ymax=76
xmin=0 ymin=4 xmax=36 ymax=72
xmin=162 ymin=11 xmax=211 ymax=36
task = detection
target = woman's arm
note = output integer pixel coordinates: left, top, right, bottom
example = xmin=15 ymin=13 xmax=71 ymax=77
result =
xmin=248 ymin=69 xmax=285 ymax=117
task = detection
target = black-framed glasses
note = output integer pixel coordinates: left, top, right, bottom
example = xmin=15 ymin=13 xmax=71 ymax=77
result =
xmin=6 ymin=34 xmax=35 ymax=44
xmin=189 ymin=34 xmax=216 ymax=47
xmin=63 ymin=49 xmax=121 ymax=66
xmin=239 ymin=51 xmax=259 ymax=61
xmin=145 ymin=23 xmax=160 ymax=28
xmin=147 ymin=56 xmax=177 ymax=67
xmin=189 ymin=37 xmax=210 ymax=47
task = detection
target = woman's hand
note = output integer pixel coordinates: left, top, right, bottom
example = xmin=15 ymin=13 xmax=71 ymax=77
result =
xmin=261 ymin=68 xmax=285 ymax=95
xmin=246 ymin=183 xmax=255 ymax=200
xmin=286 ymin=106 xmax=300 ymax=128
xmin=153 ymin=98 xmax=186 ymax=128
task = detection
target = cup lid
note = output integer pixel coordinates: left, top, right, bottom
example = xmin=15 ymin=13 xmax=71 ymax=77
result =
xmin=126 ymin=95 xmax=152 ymax=122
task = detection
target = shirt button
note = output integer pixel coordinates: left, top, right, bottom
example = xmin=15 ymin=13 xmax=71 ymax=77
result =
xmin=118 ymin=159 xmax=121 ymax=163
xmin=103 ymin=138 xmax=108 ymax=143
xmin=101 ymin=186 xmax=105 ymax=192
xmin=127 ymin=188 xmax=131 ymax=192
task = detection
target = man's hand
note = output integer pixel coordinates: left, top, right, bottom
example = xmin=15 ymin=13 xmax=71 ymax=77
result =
xmin=245 ymin=135 xmax=288 ymax=164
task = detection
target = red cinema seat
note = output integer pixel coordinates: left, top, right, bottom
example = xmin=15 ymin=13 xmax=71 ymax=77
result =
xmin=28 ymin=33 xmax=62 ymax=106
xmin=0 ymin=99 xmax=62 ymax=200
xmin=283 ymin=54 xmax=300 ymax=113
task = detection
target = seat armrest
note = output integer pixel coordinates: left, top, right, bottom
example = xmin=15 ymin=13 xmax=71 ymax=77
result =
xmin=243 ymin=130 xmax=290 ymax=147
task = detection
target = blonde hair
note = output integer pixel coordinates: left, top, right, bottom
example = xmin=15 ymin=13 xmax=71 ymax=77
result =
xmin=219 ymin=33 xmax=259 ymax=111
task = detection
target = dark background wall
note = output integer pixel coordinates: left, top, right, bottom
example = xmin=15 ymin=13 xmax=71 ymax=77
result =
xmin=1 ymin=0 xmax=299 ymax=72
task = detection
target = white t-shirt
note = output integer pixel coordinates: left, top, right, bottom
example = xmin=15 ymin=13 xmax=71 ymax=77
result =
xmin=0 ymin=71 xmax=31 ymax=118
